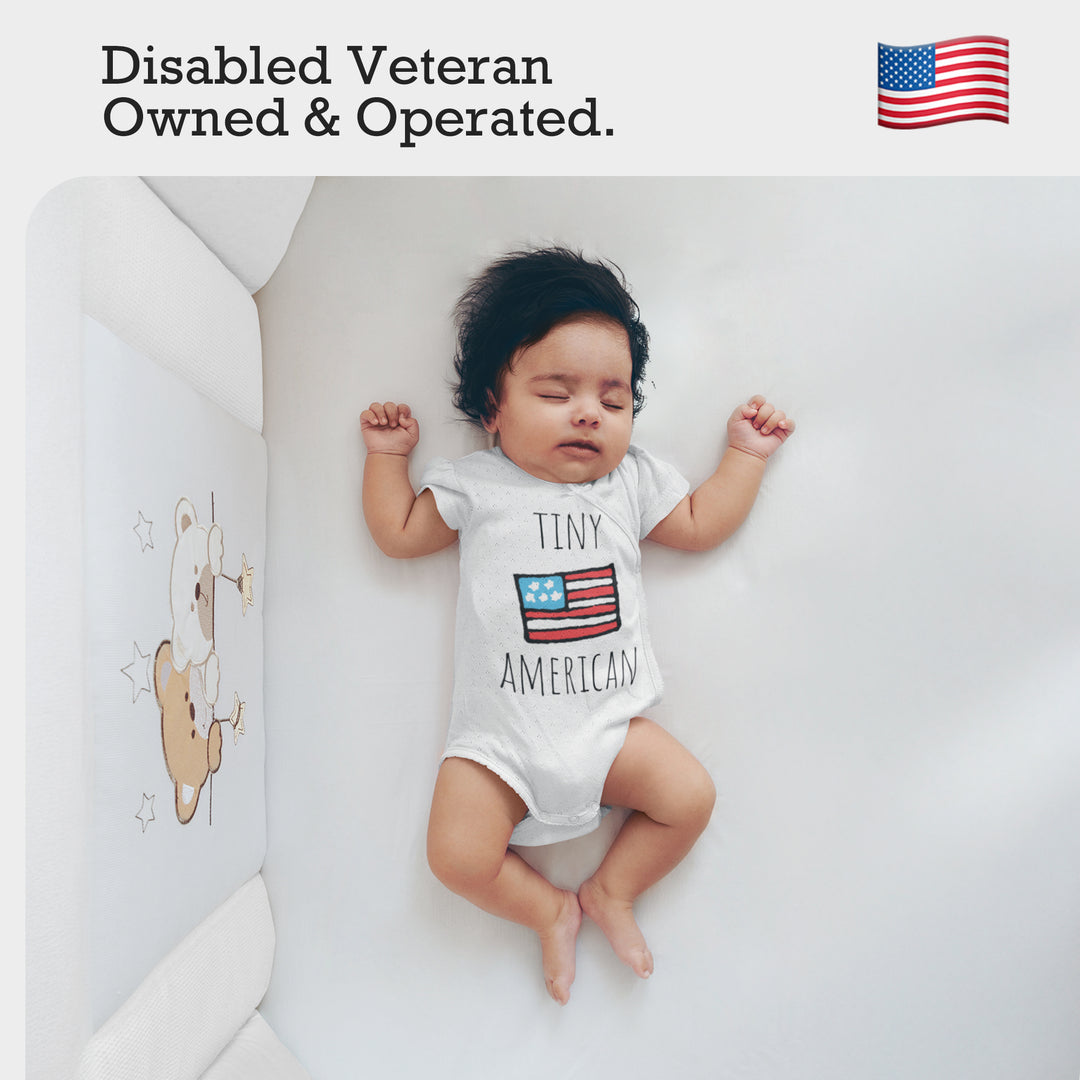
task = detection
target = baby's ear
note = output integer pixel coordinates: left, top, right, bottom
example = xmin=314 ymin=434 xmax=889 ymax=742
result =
xmin=481 ymin=390 xmax=500 ymax=434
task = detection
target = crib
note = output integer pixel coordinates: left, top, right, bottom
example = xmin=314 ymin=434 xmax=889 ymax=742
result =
xmin=26 ymin=176 xmax=1080 ymax=1079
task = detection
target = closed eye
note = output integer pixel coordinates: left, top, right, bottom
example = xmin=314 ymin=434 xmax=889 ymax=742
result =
xmin=539 ymin=394 xmax=569 ymax=401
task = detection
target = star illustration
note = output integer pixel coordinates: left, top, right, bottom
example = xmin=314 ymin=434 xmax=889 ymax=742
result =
xmin=133 ymin=511 xmax=154 ymax=551
xmin=121 ymin=641 xmax=152 ymax=702
xmin=135 ymin=793 xmax=156 ymax=832
xmin=226 ymin=692 xmax=246 ymax=744
xmin=237 ymin=553 xmax=255 ymax=615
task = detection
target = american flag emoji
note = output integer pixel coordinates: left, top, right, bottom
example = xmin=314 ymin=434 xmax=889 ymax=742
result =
xmin=515 ymin=565 xmax=621 ymax=644
xmin=878 ymin=36 xmax=1009 ymax=128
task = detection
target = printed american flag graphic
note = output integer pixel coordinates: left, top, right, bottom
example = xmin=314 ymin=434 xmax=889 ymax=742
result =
xmin=878 ymin=36 xmax=1009 ymax=128
xmin=515 ymin=565 xmax=621 ymax=643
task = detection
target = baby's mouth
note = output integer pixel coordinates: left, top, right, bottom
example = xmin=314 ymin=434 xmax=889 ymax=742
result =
xmin=559 ymin=439 xmax=600 ymax=454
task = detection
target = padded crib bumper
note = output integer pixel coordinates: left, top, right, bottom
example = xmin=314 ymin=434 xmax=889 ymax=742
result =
xmin=27 ymin=177 xmax=312 ymax=1079
xmin=76 ymin=875 xmax=305 ymax=1080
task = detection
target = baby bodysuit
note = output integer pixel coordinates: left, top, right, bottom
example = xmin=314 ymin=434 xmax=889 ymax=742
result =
xmin=420 ymin=445 xmax=688 ymax=846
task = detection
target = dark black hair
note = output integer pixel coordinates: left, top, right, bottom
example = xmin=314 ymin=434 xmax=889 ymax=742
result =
xmin=451 ymin=246 xmax=649 ymax=426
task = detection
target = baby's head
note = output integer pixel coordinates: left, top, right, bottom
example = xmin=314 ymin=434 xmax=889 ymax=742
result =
xmin=452 ymin=247 xmax=650 ymax=483
xmin=452 ymin=247 xmax=649 ymax=426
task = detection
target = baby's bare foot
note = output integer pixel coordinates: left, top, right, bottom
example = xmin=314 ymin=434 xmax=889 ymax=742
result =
xmin=538 ymin=889 xmax=582 ymax=1005
xmin=579 ymin=878 xmax=654 ymax=979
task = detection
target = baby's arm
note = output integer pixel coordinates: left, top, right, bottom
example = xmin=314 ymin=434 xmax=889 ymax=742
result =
xmin=647 ymin=395 xmax=794 ymax=552
xmin=361 ymin=401 xmax=458 ymax=558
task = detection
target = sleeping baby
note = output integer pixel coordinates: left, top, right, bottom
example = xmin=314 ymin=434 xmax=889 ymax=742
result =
xmin=360 ymin=247 xmax=794 ymax=1004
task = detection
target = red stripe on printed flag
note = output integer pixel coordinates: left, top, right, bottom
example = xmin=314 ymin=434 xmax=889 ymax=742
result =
xmin=565 ymin=585 xmax=616 ymax=601
xmin=527 ymin=621 xmax=621 ymax=643
xmin=526 ymin=603 xmax=618 ymax=620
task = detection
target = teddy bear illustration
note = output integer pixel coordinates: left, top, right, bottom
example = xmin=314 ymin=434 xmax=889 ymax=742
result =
xmin=153 ymin=640 xmax=222 ymax=824
xmin=169 ymin=497 xmax=223 ymax=705
xmin=150 ymin=494 xmax=251 ymax=825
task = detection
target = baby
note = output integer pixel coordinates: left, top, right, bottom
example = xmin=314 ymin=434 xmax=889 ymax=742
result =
xmin=361 ymin=247 xmax=793 ymax=1004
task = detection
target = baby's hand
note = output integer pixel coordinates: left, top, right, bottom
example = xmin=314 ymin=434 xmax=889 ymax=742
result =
xmin=727 ymin=395 xmax=795 ymax=461
xmin=361 ymin=401 xmax=420 ymax=457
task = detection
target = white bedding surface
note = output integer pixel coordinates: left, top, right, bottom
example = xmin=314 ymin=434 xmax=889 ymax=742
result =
xmin=200 ymin=1012 xmax=310 ymax=1080
xmin=257 ymin=177 xmax=1080 ymax=1079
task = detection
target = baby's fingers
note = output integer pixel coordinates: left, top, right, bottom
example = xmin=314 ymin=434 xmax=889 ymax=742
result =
xmin=752 ymin=402 xmax=776 ymax=431
xmin=361 ymin=401 xmax=388 ymax=426
xmin=759 ymin=408 xmax=786 ymax=436
xmin=363 ymin=400 xmax=409 ymax=427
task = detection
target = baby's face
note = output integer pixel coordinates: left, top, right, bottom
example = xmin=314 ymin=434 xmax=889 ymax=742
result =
xmin=484 ymin=316 xmax=635 ymax=484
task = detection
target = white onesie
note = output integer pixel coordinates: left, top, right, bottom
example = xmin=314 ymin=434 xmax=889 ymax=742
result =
xmin=420 ymin=445 xmax=689 ymax=846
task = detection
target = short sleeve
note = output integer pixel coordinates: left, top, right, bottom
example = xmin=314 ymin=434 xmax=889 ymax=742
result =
xmin=627 ymin=445 xmax=690 ymax=539
xmin=418 ymin=457 xmax=470 ymax=532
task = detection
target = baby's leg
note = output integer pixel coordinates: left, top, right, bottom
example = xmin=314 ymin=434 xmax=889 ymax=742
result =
xmin=427 ymin=757 xmax=582 ymax=1004
xmin=579 ymin=716 xmax=715 ymax=978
